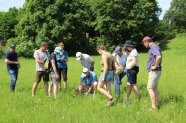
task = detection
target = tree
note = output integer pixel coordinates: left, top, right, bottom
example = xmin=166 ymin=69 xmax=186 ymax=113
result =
xmin=0 ymin=7 xmax=19 ymax=39
xmin=164 ymin=0 xmax=186 ymax=32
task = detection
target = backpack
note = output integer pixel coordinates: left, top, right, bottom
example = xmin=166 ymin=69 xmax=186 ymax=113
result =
xmin=112 ymin=57 xmax=124 ymax=75
xmin=44 ymin=51 xmax=51 ymax=73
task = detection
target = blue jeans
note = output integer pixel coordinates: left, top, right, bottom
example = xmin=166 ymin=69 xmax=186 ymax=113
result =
xmin=114 ymin=72 xmax=126 ymax=94
xmin=8 ymin=69 xmax=18 ymax=91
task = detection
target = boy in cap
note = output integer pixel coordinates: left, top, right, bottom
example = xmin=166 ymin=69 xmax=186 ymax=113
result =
xmin=48 ymin=47 xmax=62 ymax=99
xmin=5 ymin=44 xmax=20 ymax=92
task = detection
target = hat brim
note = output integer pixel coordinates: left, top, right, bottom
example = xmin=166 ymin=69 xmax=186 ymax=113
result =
xmin=76 ymin=57 xmax=81 ymax=60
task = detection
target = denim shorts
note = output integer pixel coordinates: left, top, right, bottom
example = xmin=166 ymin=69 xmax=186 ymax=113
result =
xmin=99 ymin=71 xmax=114 ymax=82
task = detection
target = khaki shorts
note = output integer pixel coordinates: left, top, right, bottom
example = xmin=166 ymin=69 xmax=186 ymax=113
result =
xmin=147 ymin=71 xmax=161 ymax=89
xmin=50 ymin=72 xmax=59 ymax=83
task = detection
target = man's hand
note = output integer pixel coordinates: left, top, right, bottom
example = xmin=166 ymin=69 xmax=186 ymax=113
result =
xmin=151 ymin=65 xmax=157 ymax=70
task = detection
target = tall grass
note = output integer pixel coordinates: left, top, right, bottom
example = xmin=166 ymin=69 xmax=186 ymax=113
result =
xmin=0 ymin=34 xmax=186 ymax=123
xmin=0 ymin=53 xmax=185 ymax=123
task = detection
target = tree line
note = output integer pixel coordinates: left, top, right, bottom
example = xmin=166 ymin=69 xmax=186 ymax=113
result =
xmin=0 ymin=0 xmax=185 ymax=57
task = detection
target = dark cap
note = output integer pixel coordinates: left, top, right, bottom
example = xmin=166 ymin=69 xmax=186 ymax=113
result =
xmin=114 ymin=46 xmax=122 ymax=53
xmin=124 ymin=40 xmax=136 ymax=47
xmin=10 ymin=44 xmax=15 ymax=49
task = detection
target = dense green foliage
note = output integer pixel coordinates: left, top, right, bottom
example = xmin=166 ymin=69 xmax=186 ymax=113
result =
xmin=0 ymin=0 xmax=161 ymax=57
xmin=164 ymin=0 xmax=186 ymax=32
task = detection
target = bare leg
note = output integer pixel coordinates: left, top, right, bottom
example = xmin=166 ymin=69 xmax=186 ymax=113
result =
xmin=155 ymin=88 xmax=159 ymax=107
xmin=97 ymin=81 xmax=113 ymax=99
xmin=44 ymin=81 xmax=48 ymax=96
xmin=127 ymin=83 xmax=132 ymax=101
xmin=32 ymin=82 xmax=39 ymax=96
xmin=58 ymin=81 xmax=62 ymax=90
xmin=64 ymin=81 xmax=67 ymax=90
xmin=53 ymin=82 xmax=58 ymax=99
xmin=133 ymin=84 xmax=139 ymax=100
xmin=148 ymin=88 xmax=156 ymax=108
xmin=48 ymin=82 xmax=53 ymax=97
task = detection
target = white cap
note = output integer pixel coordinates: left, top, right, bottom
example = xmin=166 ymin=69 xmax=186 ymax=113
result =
xmin=83 ymin=68 xmax=89 ymax=73
xmin=76 ymin=52 xmax=82 ymax=60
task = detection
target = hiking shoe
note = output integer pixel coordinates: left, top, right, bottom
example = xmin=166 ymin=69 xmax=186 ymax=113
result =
xmin=107 ymin=98 xmax=115 ymax=106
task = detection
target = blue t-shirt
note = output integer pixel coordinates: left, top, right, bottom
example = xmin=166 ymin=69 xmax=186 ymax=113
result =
xmin=56 ymin=50 xmax=68 ymax=68
xmin=5 ymin=51 xmax=18 ymax=70
xmin=80 ymin=71 xmax=98 ymax=86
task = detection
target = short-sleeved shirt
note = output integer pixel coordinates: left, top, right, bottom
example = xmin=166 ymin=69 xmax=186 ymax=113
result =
xmin=56 ymin=50 xmax=68 ymax=68
xmin=126 ymin=49 xmax=139 ymax=69
xmin=80 ymin=71 xmax=98 ymax=86
xmin=49 ymin=53 xmax=58 ymax=72
xmin=34 ymin=50 xmax=49 ymax=71
xmin=116 ymin=52 xmax=127 ymax=68
xmin=147 ymin=44 xmax=162 ymax=72
xmin=80 ymin=54 xmax=93 ymax=69
xmin=5 ymin=51 xmax=18 ymax=71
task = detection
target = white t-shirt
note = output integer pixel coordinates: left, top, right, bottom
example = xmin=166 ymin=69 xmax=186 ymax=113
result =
xmin=126 ymin=49 xmax=139 ymax=69
xmin=81 ymin=54 xmax=93 ymax=69
xmin=34 ymin=50 xmax=49 ymax=71
xmin=116 ymin=52 xmax=127 ymax=68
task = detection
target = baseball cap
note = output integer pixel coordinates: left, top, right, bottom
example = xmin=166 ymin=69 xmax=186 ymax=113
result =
xmin=82 ymin=68 xmax=89 ymax=75
xmin=76 ymin=52 xmax=82 ymax=60
xmin=54 ymin=47 xmax=62 ymax=53
xmin=141 ymin=36 xmax=152 ymax=44
xmin=114 ymin=46 xmax=122 ymax=54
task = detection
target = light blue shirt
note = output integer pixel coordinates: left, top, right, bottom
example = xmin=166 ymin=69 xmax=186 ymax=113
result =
xmin=56 ymin=50 xmax=68 ymax=68
xmin=80 ymin=71 xmax=97 ymax=86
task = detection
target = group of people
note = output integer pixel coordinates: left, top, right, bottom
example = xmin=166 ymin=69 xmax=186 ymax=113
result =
xmin=4 ymin=36 xmax=162 ymax=109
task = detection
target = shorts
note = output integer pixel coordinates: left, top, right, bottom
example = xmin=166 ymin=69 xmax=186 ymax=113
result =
xmin=99 ymin=71 xmax=114 ymax=82
xmin=50 ymin=72 xmax=59 ymax=83
xmin=58 ymin=67 xmax=68 ymax=81
xmin=127 ymin=66 xmax=139 ymax=84
xmin=35 ymin=71 xmax=49 ymax=83
xmin=147 ymin=71 xmax=161 ymax=89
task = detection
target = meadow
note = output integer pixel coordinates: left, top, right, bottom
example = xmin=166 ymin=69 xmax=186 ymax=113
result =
xmin=0 ymin=34 xmax=186 ymax=123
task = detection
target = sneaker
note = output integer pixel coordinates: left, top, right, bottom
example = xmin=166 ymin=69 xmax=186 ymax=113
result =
xmin=107 ymin=98 xmax=115 ymax=106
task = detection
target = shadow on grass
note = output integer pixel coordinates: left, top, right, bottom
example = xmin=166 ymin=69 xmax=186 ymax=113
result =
xmin=160 ymin=94 xmax=184 ymax=106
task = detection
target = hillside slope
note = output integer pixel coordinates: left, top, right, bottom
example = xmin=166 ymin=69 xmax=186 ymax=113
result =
xmin=162 ymin=33 xmax=186 ymax=54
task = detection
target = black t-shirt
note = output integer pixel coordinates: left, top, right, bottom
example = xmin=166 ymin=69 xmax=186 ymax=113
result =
xmin=49 ymin=53 xmax=58 ymax=72
xmin=5 ymin=51 xmax=18 ymax=70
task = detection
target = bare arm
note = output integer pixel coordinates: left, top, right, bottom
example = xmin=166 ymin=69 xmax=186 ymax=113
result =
xmin=5 ymin=59 xmax=19 ymax=65
xmin=129 ymin=56 xmax=137 ymax=69
xmin=51 ymin=59 xmax=58 ymax=75
xmin=35 ymin=57 xmax=45 ymax=64
xmin=151 ymin=55 xmax=162 ymax=70
xmin=101 ymin=55 xmax=108 ymax=81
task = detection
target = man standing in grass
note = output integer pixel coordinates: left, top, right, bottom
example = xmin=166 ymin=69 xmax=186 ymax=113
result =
xmin=142 ymin=36 xmax=162 ymax=109
xmin=5 ymin=44 xmax=20 ymax=92
xmin=32 ymin=42 xmax=49 ymax=96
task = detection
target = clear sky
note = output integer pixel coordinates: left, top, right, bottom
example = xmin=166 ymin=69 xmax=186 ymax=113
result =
xmin=0 ymin=0 xmax=171 ymax=20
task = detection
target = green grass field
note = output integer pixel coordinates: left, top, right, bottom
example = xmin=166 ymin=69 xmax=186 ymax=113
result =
xmin=0 ymin=34 xmax=186 ymax=123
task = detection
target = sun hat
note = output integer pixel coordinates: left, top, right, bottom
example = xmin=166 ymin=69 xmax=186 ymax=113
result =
xmin=10 ymin=44 xmax=15 ymax=49
xmin=54 ymin=47 xmax=62 ymax=53
xmin=124 ymin=40 xmax=135 ymax=47
xmin=82 ymin=68 xmax=89 ymax=75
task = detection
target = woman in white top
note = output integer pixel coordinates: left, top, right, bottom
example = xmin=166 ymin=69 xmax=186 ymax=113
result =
xmin=124 ymin=40 xmax=139 ymax=102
